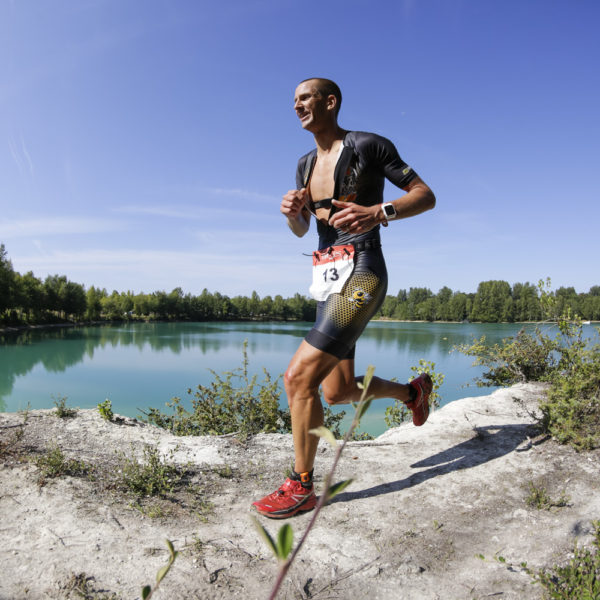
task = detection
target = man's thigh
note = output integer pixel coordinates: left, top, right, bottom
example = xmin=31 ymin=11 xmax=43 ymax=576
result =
xmin=285 ymin=340 xmax=340 ymax=392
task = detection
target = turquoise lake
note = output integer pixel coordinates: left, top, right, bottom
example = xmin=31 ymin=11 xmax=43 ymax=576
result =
xmin=1 ymin=321 xmax=597 ymax=436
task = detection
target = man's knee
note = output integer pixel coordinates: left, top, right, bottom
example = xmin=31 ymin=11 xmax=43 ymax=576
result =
xmin=284 ymin=365 xmax=315 ymax=398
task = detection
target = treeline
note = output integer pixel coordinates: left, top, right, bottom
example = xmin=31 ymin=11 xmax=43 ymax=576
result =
xmin=380 ymin=281 xmax=600 ymax=323
xmin=0 ymin=244 xmax=316 ymax=325
xmin=1 ymin=244 xmax=599 ymax=325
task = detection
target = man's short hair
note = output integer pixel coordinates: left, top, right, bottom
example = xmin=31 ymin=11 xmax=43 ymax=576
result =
xmin=300 ymin=78 xmax=342 ymax=116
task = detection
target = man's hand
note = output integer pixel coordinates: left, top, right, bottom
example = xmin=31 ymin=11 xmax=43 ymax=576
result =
xmin=281 ymin=188 xmax=308 ymax=219
xmin=328 ymin=199 xmax=382 ymax=233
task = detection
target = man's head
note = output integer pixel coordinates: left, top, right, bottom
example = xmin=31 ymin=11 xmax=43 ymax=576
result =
xmin=294 ymin=78 xmax=342 ymax=131
xmin=298 ymin=78 xmax=342 ymax=116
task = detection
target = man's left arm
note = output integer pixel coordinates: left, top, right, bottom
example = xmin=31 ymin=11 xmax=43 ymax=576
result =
xmin=329 ymin=177 xmax=435 ymax=234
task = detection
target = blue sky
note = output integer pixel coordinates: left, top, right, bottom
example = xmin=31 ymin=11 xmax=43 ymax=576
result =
xmin=1 ymin=0 xmax=598 ymax=299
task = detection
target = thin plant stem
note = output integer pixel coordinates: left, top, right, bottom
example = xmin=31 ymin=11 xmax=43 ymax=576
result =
xmin=266 ymin=373 xmax=374 ymax=600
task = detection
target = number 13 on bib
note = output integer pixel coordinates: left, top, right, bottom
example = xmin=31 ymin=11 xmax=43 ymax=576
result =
xmin=309 ymin=244 xmax=355 ymax=302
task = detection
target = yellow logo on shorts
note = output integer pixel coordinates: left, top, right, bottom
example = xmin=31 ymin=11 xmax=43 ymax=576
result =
xmin=349 ymin=288 xmax=372 ymax=308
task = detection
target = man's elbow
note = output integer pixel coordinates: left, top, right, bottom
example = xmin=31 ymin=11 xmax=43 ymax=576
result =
xmin=426 ymin=189 xmax=436 ymax=211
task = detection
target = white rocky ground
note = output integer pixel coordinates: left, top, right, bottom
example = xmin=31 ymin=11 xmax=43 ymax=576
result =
xmin=1 ymin=383 xmax=599 ymax=600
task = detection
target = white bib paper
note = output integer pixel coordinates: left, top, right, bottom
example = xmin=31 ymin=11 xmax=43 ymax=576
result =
xmin=309 ymin=245 xmax=355 ymax=301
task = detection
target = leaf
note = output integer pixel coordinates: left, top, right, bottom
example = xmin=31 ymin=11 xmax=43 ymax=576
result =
xmin=327 ymin=478 xmax=353 ymax=500
xmin=362 ymin=365 xmax=375 ymax=392
xmin=156 ymin=563 xmax=171 ymax=583
xmin=277 ymin=523 xmax=294 ymax=560
xmin=252 ymin=516 xmax=279 ymax=558
xmin=356 ymin=396 xmax=374 ymax=422
xmin=141 ymin=585 xmax=151 ymax=600
xmin=309 ymin=426 xmax=338 ymax=449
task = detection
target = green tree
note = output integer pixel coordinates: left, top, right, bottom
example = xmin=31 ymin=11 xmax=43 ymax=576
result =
xmin=470 ymin=280 xmax=512 ymax=322
xmin=407 ymin=287 xmax=433 ymax=320
xmin=272 ymin=295 xmax=286 ymax=319
xmin=61 ymin=280 xmax=86 ymax=319
xmin=379 ymin=295 xmax=398 ymax=318
xmin=16 ymin=271 xmax=44 ymax=321
xmin=86 ymin=286 xmax=105 ymax=320
xmin=0 ymin=244 xmax=16 ymax=315
xmin=512 ymin=282 xmax=541 ymax=321
xmin=435 ymin=286 xmax=453 ymax=321
xmin=448 ymin=292 xmax=468 ymax=322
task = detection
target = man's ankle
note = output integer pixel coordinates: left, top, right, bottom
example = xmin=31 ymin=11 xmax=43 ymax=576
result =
xmin=290 ymin=469 xmax=314 ymax=489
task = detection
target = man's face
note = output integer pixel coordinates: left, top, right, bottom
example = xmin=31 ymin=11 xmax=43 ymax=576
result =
xmin=293 ymin=80 xmax=329 ymax=131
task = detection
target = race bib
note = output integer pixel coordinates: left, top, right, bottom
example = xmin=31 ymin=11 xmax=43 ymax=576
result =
xmin=309 ymin=245 xmax=355 ymax=301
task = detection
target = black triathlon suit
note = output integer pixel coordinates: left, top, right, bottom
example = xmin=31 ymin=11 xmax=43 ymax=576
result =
xmin=298 ymin=130 xmax=418 ymax=360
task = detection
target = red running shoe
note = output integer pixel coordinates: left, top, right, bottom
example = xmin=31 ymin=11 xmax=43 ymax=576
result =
xmin=252 ymin=478 xmax=317 ymax=519
xmin=406 ymin=373 xmax=433 ymax=426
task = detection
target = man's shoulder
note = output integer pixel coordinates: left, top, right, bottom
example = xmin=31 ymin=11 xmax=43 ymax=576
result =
xmin=296 ymin=148 xmax=317 ymax=168
xmin=345 ymin=130 xmax=394 ymax=150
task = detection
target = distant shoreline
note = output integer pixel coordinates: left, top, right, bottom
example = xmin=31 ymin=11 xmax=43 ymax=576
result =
xmin=2 ymin=318 xmax=597 ymax=336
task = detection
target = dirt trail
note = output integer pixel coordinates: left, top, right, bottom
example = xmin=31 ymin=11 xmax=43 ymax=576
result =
xmin=1 ymin=383 xmax=599 ymax=599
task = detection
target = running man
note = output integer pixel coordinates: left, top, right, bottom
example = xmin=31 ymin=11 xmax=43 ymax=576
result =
xmin=252 ymin=78 xmax=436 ymax=518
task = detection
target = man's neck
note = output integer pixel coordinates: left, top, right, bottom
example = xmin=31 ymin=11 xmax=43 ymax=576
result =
xmin=312 ymin=125 xmax=346 ymax=155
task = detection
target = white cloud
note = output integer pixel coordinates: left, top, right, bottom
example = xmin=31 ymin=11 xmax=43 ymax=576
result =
xmin=0 ymin=217 xmax=126 ymax=238
xmin=206 ymin=187 xmax=279 ymax=203
xmin=10 ymin=245 xmax=310 ymax=296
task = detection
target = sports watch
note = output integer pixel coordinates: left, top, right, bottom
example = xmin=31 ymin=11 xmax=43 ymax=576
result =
xmin=381 ymin=202 xmax=396 ymax=221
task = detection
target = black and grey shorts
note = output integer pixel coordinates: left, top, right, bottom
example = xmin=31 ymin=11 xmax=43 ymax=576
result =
xmin=305 ymin=242 xmax=388 ymax=360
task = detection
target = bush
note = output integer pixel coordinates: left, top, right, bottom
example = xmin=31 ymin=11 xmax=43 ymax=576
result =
xmin=456 ymin=280 xmax=600 ymax=450
xmin=455 ymin=328 xmax=558 ymax=387
xmin=116 ymin=445 xmax=182 ymax=498
xmin=534 ymin=520 xmax=600 ymax=599
xmin=142 ymin=341 xmax=347 ymax=438
xmin=142 ymin=341 xmax=288 ymax=437
xmin=34 ymin=443 xmax=91 ymax=482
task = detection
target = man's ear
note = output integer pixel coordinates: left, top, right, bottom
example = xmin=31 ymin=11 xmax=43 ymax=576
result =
xmin=326 ymin=94 xmax=337 ymax=112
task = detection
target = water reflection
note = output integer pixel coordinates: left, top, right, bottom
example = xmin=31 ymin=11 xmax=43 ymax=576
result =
xmin=1 ymin=321 xmax=597 ymax=420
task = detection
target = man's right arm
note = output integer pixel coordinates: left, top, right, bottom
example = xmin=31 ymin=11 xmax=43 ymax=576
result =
xmin=281 ymin=188 xmax=310 ymax=237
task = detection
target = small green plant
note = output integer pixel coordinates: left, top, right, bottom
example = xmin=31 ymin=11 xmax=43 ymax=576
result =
xmin=0 ymin=424 xmax=25 ymax=460
xmin=349 ymin=429 xmax=375 ymax=441
xmin=384 ymin=360 xmax=444 ymax=428
xmin=97 ymin=399 xmax=114 ymax=421
xmin=215 ymin=464 xmax=234 ymax=478
xmin=116 ymin=445 xmax=182 ymax=498
xmin=141 ymin=539 xmax=178 ymax=600
xmin=34 ymin=443 xmax=91 ymax=482
xmin=525 ymin=481 xmax=570 ymax=511
xmin=534 ymin=520 xmax=600 ymax=599
xmin=53 ymin=395 xmax=77 ymax=418
xmin=61 ymin=572 xmax=119 ymax=600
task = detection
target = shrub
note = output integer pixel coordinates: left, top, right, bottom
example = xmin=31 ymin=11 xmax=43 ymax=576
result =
xmin=456 ymin=280 xmax=600 ymax=450
xmin=53 ymin=396 xmax=77 ymax=419
xmin=525 ymin=481 xmax=569 ymax=510
xmin=534 ymin=520 xmax=600 ymax=598
xmin=116 ymin=445 xmax=182 ymax=498
xmin=142 ymin=341 xmax=347 ymax=438
xmin=97 ymin=399 xmax=114 ymax=422
xmin=34 ymin=443 xmax=91 ymax=482
xmin=455 ymin=328 xmax=558 ymax=387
